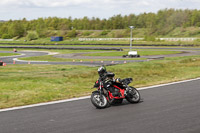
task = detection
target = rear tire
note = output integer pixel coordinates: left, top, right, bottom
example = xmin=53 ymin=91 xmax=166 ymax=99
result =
xmin=126 ymin=87 xmax=140 ymax=103
xmin=91 ymin=91 xmax=108 ymax=109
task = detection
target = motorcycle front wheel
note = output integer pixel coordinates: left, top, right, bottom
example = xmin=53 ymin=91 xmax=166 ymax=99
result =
xmin=126 ymin=87 xmax=141 ymax=103
xmin=91 ymin=91 xmax=108 ymax=109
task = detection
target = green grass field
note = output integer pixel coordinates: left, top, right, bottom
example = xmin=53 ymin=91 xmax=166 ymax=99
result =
xmin=0 ymin=53 xmax=20 ymax=57
xmin=85 ymin=50 xmax=181 ymax=56
xmin=0 ymin=55 xmax=200 ymax=109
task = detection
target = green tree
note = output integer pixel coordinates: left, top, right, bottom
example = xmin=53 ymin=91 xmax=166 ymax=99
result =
xmin=0 ymin=24 xmax=8 ymax=37
xmin=67 ymin=29 xmax=77 ymax=38
xmin=2 ymin=34 xmax=11 ymax=39
xmin=26 ymin=31 xmax=39 ymax=41
xmin=191 ymin=10 xmax=200 ymax=26
xmin=36 ymin=18 xmax=47 ymax=37
xmin=8 ymin=21 xmax=25 ymax=37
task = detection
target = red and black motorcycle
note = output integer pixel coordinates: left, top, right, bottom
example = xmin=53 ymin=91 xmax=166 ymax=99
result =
xmin=91 ymin=78 xmax=141 ymax=109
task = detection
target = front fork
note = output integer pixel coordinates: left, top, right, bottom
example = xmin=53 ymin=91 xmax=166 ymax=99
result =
xmin=99 ymin=81 xmax=113 ymax=104
xmin=99 ymin=81 xmax=103 ymax=101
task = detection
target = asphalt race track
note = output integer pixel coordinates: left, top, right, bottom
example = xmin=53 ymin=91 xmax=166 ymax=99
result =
xmin=0 ymin=78 xmax=200 ymax=133
xmin=0 ymin=47 xmax=200 ymax=66
xmin=0 ymin=50 xmax=146 ymax=66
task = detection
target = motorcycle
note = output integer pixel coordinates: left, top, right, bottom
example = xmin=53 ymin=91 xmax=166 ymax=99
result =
xmin=91 ymin=77 xmax=141 ymax=109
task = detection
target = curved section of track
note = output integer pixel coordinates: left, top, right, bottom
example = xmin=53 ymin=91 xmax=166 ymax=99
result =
xmin=0 ymin=47 xmax=200 ymax=66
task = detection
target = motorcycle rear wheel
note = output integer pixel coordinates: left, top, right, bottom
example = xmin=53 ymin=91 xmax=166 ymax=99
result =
xmin=91 ymin=91 xmax=108 ymax=109
xmin=126 ymin=87 xmax=140 ymax=103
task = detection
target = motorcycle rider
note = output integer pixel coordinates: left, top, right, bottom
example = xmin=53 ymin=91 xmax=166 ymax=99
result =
xmin=97 ymin=66 xmax=125 ymax=96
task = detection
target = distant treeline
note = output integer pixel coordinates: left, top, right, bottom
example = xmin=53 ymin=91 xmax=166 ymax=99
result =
xmin=1 ymin=8 xmax=200 ymax=39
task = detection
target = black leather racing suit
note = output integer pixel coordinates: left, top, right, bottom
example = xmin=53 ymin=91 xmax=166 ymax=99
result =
xmin=100 ymin=72 xmax=121 ymax=97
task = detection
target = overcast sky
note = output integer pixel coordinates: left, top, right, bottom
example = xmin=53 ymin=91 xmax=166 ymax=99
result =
xmin=1 ymin=0 xmax=200 ymax=20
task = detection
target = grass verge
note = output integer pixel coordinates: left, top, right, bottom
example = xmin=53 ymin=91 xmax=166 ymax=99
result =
xmin=85 ymin=50 xmax=181 ymax=56
xmin=0 ymin=53 xmax=20 ymax=57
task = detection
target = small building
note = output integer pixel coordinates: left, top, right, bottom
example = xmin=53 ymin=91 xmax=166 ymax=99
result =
xmin=51 ymin=36 xmax=63 ymax=41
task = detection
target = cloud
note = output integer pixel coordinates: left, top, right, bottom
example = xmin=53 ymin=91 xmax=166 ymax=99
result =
xmin=0 ymin=0 xmax=139 ymax=8
xmin=1 ymin=0 xmax=200 ymax=20
xmin=1 ymin=0 xmax=200 ymax=8
xmin=1 ymin=0 xmax=199 ymax=9
xmin=0 ymin=0 xmax=92 ymax=7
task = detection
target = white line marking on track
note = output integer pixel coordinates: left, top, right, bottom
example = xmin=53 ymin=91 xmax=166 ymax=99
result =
xmin=0 ymin=96 xmax=90 ymax=112
xmin=137 ymin=77 xmax=200 ymax=90
xmin=0 ymin=77 xmax=199 ymax=112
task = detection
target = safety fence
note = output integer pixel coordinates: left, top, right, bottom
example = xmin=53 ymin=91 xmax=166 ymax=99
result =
xmin=159 ymin=38 xmax=197 ymax=41
xmin=79 ymin=38 xmax=143 ymax=41
xmin=79 ymin=38 xmax=198 ymax=41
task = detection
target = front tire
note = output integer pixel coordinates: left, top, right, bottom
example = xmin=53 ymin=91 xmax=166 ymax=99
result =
xmin=126 ymin=87 xmax=140 ymax=103
xmin=91 ymin=91 xmax=108 ymax=109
